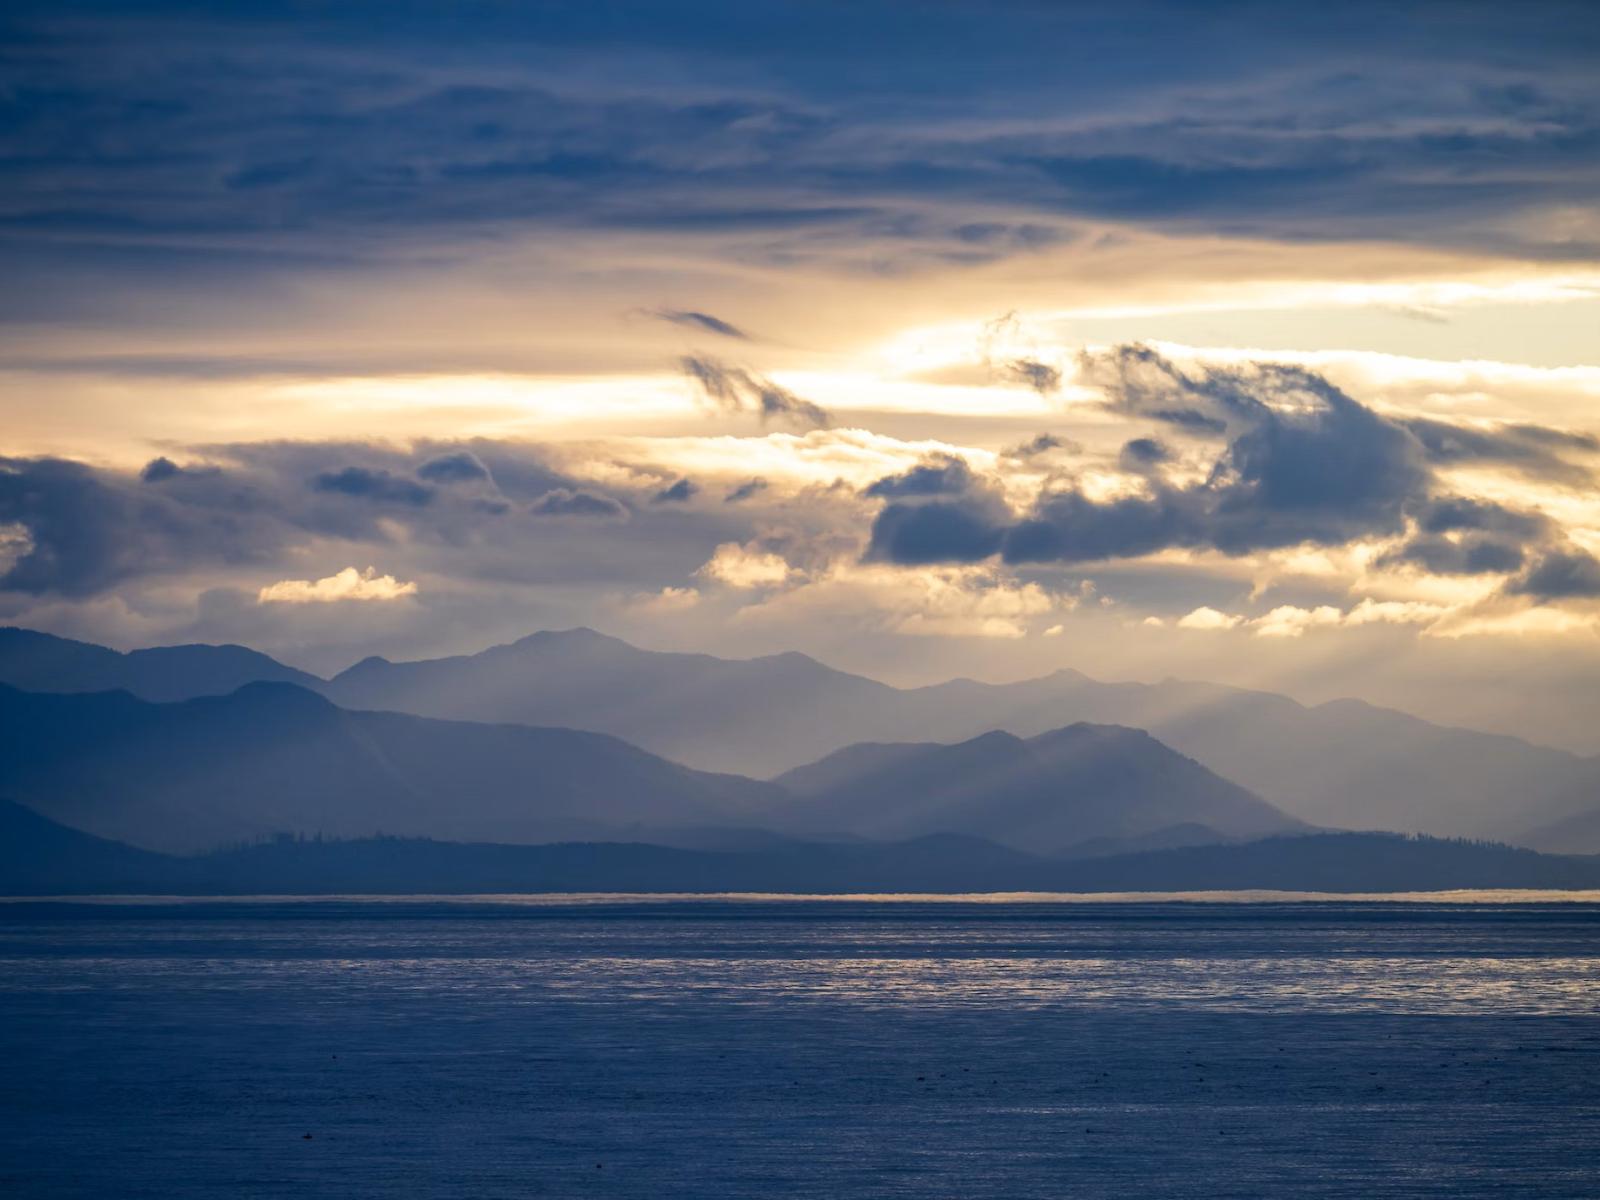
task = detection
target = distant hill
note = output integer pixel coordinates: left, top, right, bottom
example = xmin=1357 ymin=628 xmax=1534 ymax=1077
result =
xmin=8 ymin=625 xmax=1598 ymax=846
xmin=1519 ymin=807 xmax=1600 ymax=856
xmin=0 ymin=683 xmax=782 ymax=854
xmin=773 ymin=725 xmax=1300 ymax=852
xmin=905 ymin=674 xmax=1600 ymax=844
xmin=0 ymin=626 xmax=320 ymax=700
xmin=3 ymin=802 xmax=1597 ymax=895
xmin=322 ymin=627 xmax=1600 ymax=844
xmin=0 ymin=798 xmax=176 ymax=894
xmin=324 ymin=627 xmax=900 ymax=778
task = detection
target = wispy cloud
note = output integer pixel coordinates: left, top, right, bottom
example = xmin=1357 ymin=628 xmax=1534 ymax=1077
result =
xmin=680 ymin=356 xmax=831 ymax=430
xmin=651 ymin=309 xmax=750 ymax=340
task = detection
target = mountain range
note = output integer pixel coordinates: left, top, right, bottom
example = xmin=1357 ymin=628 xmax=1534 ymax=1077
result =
xmin=0 ymin=680 xmax=1298 ymax=856
xmin=4 ymin=624 xmax=1595 ymax=848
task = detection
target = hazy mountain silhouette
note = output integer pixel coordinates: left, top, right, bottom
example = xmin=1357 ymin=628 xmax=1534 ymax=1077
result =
xmin=901 ymin=674 xmax=1600 ymax=843
xmin=325 ymin=628 xmax=900 ymax=776
xmin=4 ymin=800 xmax=1597 ymax=896
xmin=7 ymin=626 xmax=1599 ymax=846
xmin=0 ymin=626 xmax=320 ymax=700
xmin=773 ymin=725 xmax=1300 ymax=851
xmin=1518 ymin=807 xmax=1600 ymax=856
xmin=0 ymin=683 xmax=781 ymax=854
xmin=324 ymin=628 xmax=1600 ymax=845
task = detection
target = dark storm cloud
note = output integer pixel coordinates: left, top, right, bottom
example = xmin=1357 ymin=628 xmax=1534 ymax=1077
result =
xmin=1375 ymin=498 xmax=1556 ymax=577
xmin=417 ymin=452 xmax=492 ymax=484
xmin=139 ymin=457 xmax=182 ymax=483
xmin=1083 ymin=343 xmax=1270 ymax=433
xmin=0 ymin=456 xmax=289 ymax=596
xmin=1414 ymin=497 xmax=1551 ymax=538
xmin=0 ymin=442 xmax=760 ymax=599
xmin=865 ymin=500 xmax=1007 ymax=565
xmin=4 ymin=0 xmax=1599 ymax=323
xmin=529 ymin=488 xmax=629 ymax=519
xmin=313 ymin=467 xmax=435 ymax=507
xmin=1008 ymin=349 xmax=1432 ymax=561
xmin=861 ymin=454 xmax=1014 ymax=564
xmin=680 ymin=356 xmax=830 ymax=430
xmin=865 ymin=348 xmax=1573 ymax=582
xmin=1383 ymin=536 xmax=1527 ymax=576
xmin=862 ymin=455 xmax=979 ymax=500
xmin=140 ymin=457 xmax=224 ymax=484
xmin=652 ymin=478 xmax=699 ymax=504
xmin=1400 ymin=418 xmax=1599 ymax=486
xmin=1119 ymin=438 xmax=1171 ymax=469
xmin=652 ymin=310 xmax=749 ymax=340
xmin=1508 ymin=549 xmax=1600 ymax=600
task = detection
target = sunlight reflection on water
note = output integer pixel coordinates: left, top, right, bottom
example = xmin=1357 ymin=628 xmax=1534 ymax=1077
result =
xmin=4 ymin=901 xmax=1599 ymax=1199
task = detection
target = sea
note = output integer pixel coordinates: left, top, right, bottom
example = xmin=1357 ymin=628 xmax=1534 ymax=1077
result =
xmin=2 ymin=894 xmax=1598 ymax=1198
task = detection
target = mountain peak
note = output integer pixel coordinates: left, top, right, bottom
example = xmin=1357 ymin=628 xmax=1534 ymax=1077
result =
xmin=955 ymin=729 xmax=1028 ymax=752
xmin=507 ymin=627 xmax=635 ymax=652
xmin=1027 ymin=721 xmax=1156 ymax=748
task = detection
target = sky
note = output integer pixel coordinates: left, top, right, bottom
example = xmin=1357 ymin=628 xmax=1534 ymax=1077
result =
xmin=2 ymin=1 xmax=1599 ymax=750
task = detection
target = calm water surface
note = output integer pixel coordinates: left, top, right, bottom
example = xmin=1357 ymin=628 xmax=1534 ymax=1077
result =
xmin=2 ymin=897 xmax=1598 ymax=1198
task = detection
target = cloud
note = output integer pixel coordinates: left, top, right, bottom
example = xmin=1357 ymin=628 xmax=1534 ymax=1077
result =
xmin=652 ymin=478 xmax=699 ymax=503
xmin=1415 ymin=498 xmax=1551 ymax=538
xmin=1002 ymin=359 xmax=1061 ymax=394
xmin=724 ymin=477 xmax=768 ymax=503
xmin=1376 ymin=498 xmax=1554 ymax=577
xmin=1400 ymin=417 xmax=1599 ymax=485
xmin=630 ymin=585 xmax=701 ymax=612
xmin=1384 ymin=536 xmax=1527 ymax=576
xmin=139 ymin=457 xmax=220 ymax=484
xmin=1004 ymin=433 xmax=1073 ymax=459
xmin=140 ymin=457 xmax=182 ymax=483
xmin=1508 ymin=550 xmax=1600 ymax=600
xmin=0 ymin=441 xmax=688 ymax=599
xmin=697 ymin=542 xmax=792 ymax=589
xmin=313 ymin=467 xmax=434 ymax=506
xmin=4 ymin=0 xmax=1600 ymax=410
xmin=417 ymin=452 xmax=492 ymax=484
xmin=1251 ymin=604 xmax=1346 ymax=638
xmin=865 ymin=500 xmax=1007 ymax=565
xmin=731 ymin=559 xmax=1061 ymax=640
xmin=1119 ymin=437 xmax=1171 ymax=468
xmin=530 ymin=488 xmax=629 ymax=519
xmin=858 ymin=348 xmax=1595 ymax=625
xmin=862 ymin=454 xmax=979 ymax=499
xmin=257 ymin=566 xmax=418 ymax=604
xmin=652 ymin=309 xmax=749 ymax=340
xmin=1178 ymin=599 xmax=1452 ymax=638
xmin=0 ymin=455 xmax=288 ymax=596
xmin=1177 ymin=606 xmax=1241 ymax=631
xmin=680 ymin=356 xmax=831 ymax=430
xmin=871 ymin=348 xmax=1464 ymax=570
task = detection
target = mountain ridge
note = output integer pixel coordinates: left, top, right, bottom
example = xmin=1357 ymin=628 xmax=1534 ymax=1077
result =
xmin=5 ymin=625 xmax=1597 ymax=846
xmin=0 ymin=681 xmax=1297 ymax=860
xmin=4 ymin=800 xmax=1597 ymax=897
xmin=0 ymin=681 xmax=785 ymax=854
xmin=773 ymin=723 xmax=1302 ymax=852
